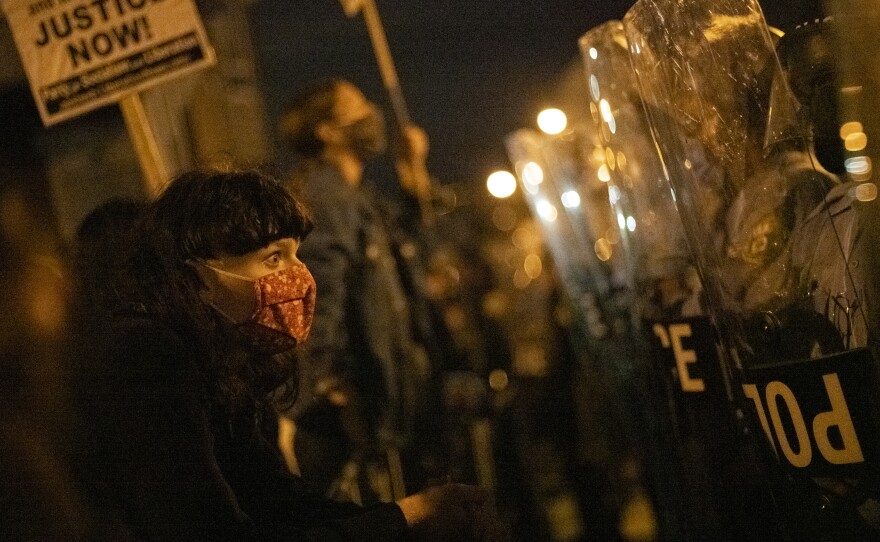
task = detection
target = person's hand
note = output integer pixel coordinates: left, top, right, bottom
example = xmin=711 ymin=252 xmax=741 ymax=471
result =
xmin=397 ymin=483 xmax=509 ymax=542
xmin=394 ymin=125 xmax=432 ymax=201
xmin=396 ymin=124 xmax=429 ymax=165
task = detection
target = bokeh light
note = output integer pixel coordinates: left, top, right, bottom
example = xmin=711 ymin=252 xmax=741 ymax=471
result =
xmin=488 ymin=369 xmax=509 ymax=392
xmin=536 ymin=200 xmax=558 ymax=222
xmin=487 ymin=170 xmax=517 ymax=198
xmin=561 ymin=190 xmax=581 ymax=209
xmin=840 ymin=121 xmax=864 ymax=140
xmin=594 ymin=238 xmax=613 ymax=261
xmin=537 ymin=108 xmax=568 ymax=135
xmin=522 ymin=162 xmax=544 ymax=186
xmin=524 ymin=253 xmax=543 ymax=279
xmin=854 ymin=182 xmax=878 ymax=202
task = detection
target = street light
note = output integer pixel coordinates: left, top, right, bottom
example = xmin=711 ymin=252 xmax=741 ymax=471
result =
xmin=487 ymin=170 xmax=517 ymax=198
xmin=537 ymin=108 xmax=567 ymax=135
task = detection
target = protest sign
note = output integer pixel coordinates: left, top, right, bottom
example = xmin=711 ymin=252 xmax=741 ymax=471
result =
xmin=2 ymin=0 xmax=215 ymax=126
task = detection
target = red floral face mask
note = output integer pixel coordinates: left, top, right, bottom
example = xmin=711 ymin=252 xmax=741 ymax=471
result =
xmin=202 ymin=261 xmax=317 ymax=354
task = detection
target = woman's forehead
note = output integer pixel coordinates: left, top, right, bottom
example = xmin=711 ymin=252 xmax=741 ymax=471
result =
xmin=263 ymin=237 xmax=300 ymax=252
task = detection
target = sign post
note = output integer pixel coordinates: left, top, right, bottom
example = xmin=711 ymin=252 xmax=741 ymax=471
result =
xmin=119 ymin=93 xmax=167 ymax=195
xmin=339 ymin=0 xmax=435 ymax=225
xmin=2 ymin=0 xmax=216 ymax=194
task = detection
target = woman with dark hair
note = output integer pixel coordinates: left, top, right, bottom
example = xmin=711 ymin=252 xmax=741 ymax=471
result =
xmin=68 ymin=169 xmax=503 ymax=541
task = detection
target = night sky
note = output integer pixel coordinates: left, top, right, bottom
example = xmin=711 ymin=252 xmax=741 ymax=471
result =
xmin=250 ymin=0 xmax=825 ymax=186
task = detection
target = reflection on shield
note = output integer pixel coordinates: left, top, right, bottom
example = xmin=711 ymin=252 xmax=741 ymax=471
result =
xmin=506 ymin=125 xmax=695 ymax=541
xmin=624 ymin=0 xmax=864 ymax=366
xmin=506 ymin=128 xmax=623 ymax=301
xmin=581 ymin=19 xmax=785 ymax=542
xmin=625 ymin=0 xmax=880 ymax=538
xmin=579 ymin=21 xmax=701 ymax=323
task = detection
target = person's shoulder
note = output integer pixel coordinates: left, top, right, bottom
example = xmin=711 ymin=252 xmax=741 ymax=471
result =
xmin=66 ymin=312 xmax=204 ymax=409
xmin=96 ymin=314 xmax=197 ymax=376
xmin=776 ymin=151 xmax=837 ymax=189
xmin=111 ymin=313 xmax=184 ymax=343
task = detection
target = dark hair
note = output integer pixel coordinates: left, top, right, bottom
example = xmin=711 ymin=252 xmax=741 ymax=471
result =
xmin=151 ymin=169 xmax=313 ymax=259
xmin=76 ymin=198 xmax=147 ymax=246
xmin=278 ymin=78 xmax=346 ymax=158
xmin=73 ymin=197 xmax=148 ymax=316
xmin=134 ymin=169 xmax=313 ymax=411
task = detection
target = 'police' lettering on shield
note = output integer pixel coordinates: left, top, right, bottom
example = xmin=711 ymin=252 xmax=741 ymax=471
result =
xmin=740 ymin=348 xmax=879 ymax=478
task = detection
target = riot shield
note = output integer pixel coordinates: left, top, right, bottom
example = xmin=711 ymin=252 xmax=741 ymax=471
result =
xmin=625 ymin=0 xmax=880 ymax=538
xmin=579 ymin=22 xmax=694 ymax=316
xmin=580 ymin=20 xmax=782 ymax=541
xmin=506 ymin=123 xmax=690 ymax=541
xmin=505 ymin=129 xmax=614 ymax=305
xmin=504 ymin=128 xmax=641 ymax=541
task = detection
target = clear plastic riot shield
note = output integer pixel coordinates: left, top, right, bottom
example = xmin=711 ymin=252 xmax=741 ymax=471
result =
xmin=506 ymin=126 xmax=688 ymax=542
xmin=580 ymin=20 xmax=782 ymax=541
xmin=625 ymin=0 xmax=880 ymax=538
xmin=505 ymin=129 xmax=615 ymax=306
xmin=579 ymin=22 xmax=695 ymax=315
xmin=504 ymin=128 xmax=647 ymax=541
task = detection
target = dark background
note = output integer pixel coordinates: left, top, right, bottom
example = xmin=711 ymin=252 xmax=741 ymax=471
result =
xmin=250 ymin=0 xmax=826 ymax=186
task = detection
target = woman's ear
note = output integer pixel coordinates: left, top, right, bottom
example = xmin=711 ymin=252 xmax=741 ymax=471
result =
xmin=187 ymin=260 xmax=216 ymax=291
xmin=187 ymin=261 xmax=227 ymax=313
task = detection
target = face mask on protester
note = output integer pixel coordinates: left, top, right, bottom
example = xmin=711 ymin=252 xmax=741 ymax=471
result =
xmin=342 ymin=109 xmax=387 ymax=160
xmin=198 ymin=261 xmax=317 ymax=354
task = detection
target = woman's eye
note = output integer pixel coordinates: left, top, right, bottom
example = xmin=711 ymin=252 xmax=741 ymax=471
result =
xmin=265 ymin=253 xmax=282 ymax=266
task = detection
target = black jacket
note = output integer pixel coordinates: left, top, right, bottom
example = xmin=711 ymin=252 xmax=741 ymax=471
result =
xmin=68 ymin=314 xmax=410 ymax=541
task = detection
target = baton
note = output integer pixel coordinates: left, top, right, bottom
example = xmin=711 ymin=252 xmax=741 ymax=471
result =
xmin=339 ymin=0 xmax=435 ymax=225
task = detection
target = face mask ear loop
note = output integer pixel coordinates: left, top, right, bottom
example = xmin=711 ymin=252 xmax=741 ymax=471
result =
xmin=186 ymin=260 xmax=257 ymax=324
xmin=191 ymin=260 xmax=256 ymax=283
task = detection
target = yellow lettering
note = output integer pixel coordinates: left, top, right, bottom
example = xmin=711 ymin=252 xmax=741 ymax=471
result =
xmin=652 ymin=324 xmax=670 ymax=348
xmin=766 ymin=381 xmax=812 ymax=468
xmin=813 ymin=373 xmax=864 ymax=465
xmin=669 ymin=323 xmax=704 ymax=392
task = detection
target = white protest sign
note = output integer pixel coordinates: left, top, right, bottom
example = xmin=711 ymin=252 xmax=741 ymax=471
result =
xmin=2 ymin=0 xmax=216 ymax=126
